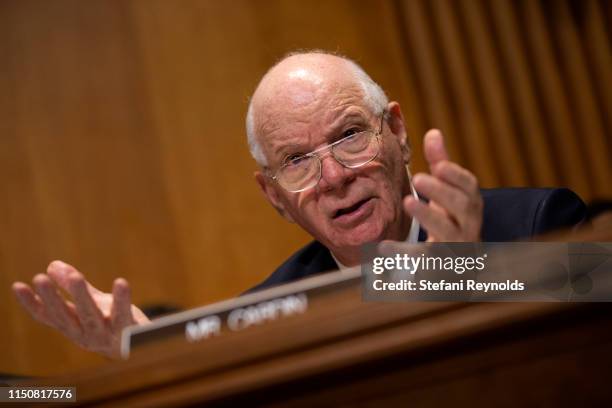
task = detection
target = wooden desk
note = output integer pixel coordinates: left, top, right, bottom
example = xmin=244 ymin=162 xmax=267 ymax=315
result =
xmin=30 ymin=223 xmax=612 ymax=407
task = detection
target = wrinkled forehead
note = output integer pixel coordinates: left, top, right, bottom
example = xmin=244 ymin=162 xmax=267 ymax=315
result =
xmin=254 ymin=78 xmax=372 ymax=159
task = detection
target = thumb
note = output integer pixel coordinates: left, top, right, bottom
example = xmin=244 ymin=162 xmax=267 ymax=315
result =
xmin=423 ymin=129 xmax=449 ymax=170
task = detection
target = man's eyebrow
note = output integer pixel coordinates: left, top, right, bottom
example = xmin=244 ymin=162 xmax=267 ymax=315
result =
xmin=273 ymin=142 xmax=303 ymax=162
xmin=327 ymin=112 xmax=369 ymax=134
xmin=271 ymin=112 xmax=370 ymax=161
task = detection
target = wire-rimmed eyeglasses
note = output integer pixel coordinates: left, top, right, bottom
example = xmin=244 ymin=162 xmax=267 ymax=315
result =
xmin=269 ymin=112 xmax=385 ymax=193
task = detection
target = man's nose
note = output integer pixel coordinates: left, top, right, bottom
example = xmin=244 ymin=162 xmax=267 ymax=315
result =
xmin=317 ymin=154 xmax=354 ymax=192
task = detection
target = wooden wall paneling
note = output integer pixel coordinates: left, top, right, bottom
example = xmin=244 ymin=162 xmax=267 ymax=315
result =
xmin=553 ymin=0 xmax=611 ymax=199
xmin=606 ymin=0 xmax=612 ymax=35
xmin=430 ymin=0 xmax=502 ymax=187
xmin=124 ymin=0 xmax=245 ymax=305
xmin=521 ymin=0 xmax=593 ymax=199
xmin=0 ymin=1 xmax=35 ymax=374
xmin=460 ymin=0 xmax=532 ymax=186
xmin=398 ymin=0 xmax=469 ymax=171
xmin=1 ymin=0 xmax=147 ymax=376
xmin=583 ymin=0 xmax=612 ymax=144
xmin=487 ymin=0 xmax=559 ymax=187
xmin=381 ymin=0 xmax=430 ymax=175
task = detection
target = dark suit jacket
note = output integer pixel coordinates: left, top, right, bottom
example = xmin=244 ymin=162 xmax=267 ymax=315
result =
xmin=248 ymin=188 xmax=586 ymax=293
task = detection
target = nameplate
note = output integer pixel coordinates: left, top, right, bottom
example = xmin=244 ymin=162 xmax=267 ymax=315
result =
xmin=120 ymin=268 xmax=360 ymax=358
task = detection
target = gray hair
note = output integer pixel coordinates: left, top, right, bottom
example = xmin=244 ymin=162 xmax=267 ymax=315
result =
xmin=246 ymin=51 xmax=389 ymax=167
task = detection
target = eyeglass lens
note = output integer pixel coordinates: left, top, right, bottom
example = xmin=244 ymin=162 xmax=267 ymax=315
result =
xmin=278 ymin=131 xmax=379 ymax=192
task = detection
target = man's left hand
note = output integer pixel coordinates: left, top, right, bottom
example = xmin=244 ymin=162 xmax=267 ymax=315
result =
xmin=404 ymin=129 xmax=483 ymax=242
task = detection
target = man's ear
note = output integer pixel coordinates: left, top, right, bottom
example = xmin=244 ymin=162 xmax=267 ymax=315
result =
xmin=255 ymin=171 xmax=295 ymax=223
xmin=387 ymin=101 xmax=411 ymax=164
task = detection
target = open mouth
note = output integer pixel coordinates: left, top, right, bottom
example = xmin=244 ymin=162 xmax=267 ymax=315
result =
xmin=333 ymin=198 xmax=372 ymax=219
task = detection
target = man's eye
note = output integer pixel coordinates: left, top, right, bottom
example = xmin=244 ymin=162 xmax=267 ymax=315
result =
xmin=284 ymin=154 xmax=304 ymax=165
xmin=343 ymin=128 xmax=360 ymax=138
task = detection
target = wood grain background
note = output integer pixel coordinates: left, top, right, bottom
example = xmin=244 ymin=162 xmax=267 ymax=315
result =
xmin=1 ymin=0 xmax=610 ymax=376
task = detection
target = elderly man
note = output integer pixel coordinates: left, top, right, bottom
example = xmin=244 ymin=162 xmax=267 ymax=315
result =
xmin=11 ymin=51 xmax=585 ymax=358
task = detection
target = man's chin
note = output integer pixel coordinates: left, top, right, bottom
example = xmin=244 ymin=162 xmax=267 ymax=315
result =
xmin=328 ymin=221 xmax=386 ymax=248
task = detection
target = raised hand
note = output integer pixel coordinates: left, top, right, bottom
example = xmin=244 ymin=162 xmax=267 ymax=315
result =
xmin=11 ymin=260 xmax=150 ymax=359
xmin=404 ymin=129 xmax=483 ymax=242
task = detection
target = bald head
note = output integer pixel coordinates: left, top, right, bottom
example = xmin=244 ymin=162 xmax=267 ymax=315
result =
xmin=246 ymin=51 xmax=388 ymax=166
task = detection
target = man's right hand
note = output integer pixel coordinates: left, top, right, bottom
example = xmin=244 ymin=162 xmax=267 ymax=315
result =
xmin=11 ymin=260 xmax=150 ymax=359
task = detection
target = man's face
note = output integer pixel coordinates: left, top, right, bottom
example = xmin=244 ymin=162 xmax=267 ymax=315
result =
xmin=255 ymin=77 xmax=411 ymax=261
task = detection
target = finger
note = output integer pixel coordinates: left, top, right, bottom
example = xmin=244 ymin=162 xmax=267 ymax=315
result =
xmin=423 ymin=129 xmax=449 ymax=170
xmin=47 ymin=260 xmax=103 ymax=296
xmin=412 ymin=173 xmax=468 ymax=226
xmin=429 ymin=200 xmax=451 ymax=219
xmin=12 ymin=282 xmax=53 ymax=326
xmin=431 ymin=160 xmax=479 ymax=196
xmin=66 ymin=271 xmax=107 ymax=338
xmin=111 ymin=278 xmax=134 ymax=332
xmin=404 ymin=195 xmax=459 ymax=241
xmin=32 ymin=274 xmax=82 ymax=339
